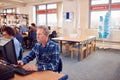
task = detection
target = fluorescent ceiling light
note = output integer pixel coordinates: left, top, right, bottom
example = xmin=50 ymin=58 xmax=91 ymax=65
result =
xmin=0 ymin=3 xmax=4 ymax=5
xmin=10 ymin=0 xmax=24 ymax=2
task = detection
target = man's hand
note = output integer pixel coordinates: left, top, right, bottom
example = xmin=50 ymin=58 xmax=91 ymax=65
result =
xmin=23 ymin=64 xmax=37 ymax=71
xmin=17 ymin=60 xmax=24 ymax=66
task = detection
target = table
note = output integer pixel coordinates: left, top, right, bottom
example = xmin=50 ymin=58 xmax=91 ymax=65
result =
xmin=10 ymin=71 xmax=68 ymax=80
xmin=22 ymin=33 xmax=28 ymax=38
xmin=52 ymin=36 xmax=96 ymax=61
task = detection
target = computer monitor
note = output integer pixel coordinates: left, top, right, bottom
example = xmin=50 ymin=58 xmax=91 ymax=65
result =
xmin=0 ymin=38 xmax=17 ymax=64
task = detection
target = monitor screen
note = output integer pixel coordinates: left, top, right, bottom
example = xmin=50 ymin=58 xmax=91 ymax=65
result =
xmin=0 ymin=38 xmax=17 ymax=64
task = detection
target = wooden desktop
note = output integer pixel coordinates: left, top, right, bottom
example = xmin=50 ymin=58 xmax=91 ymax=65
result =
xmin=10 ymin=71 xmax=68 ymax=80
xmin=52 ymin=36 xmax=96 ymax=61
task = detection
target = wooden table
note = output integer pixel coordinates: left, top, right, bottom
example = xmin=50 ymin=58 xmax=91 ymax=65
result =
xmin=10 ymin=71 xmax=68 ymax=80
xmin=22 ymin=34 xmax=28 ymax=38
xmin=52 ymin=36 xmax=96 ymax=61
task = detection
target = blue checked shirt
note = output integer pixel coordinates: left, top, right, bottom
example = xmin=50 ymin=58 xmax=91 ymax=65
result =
xmin=22 ymin=39 xmax=60 ymax=72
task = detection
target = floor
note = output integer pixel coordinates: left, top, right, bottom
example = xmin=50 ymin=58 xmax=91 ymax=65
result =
xmin=23 ymin=48 xmax=120 ymax=80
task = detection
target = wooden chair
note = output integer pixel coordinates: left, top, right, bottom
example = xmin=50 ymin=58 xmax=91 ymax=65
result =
xmin=92 ymin=37 xmax=96 ymax=51
xmin=62 ymin=41 xmax=75 ymax=54
xmin=71 ymin=40 xmax=88 ymax=61
xmin=85 ymin=37 xmax=96 ymax=57
xmin=87 ymin=38 xmax=94 ymax=56
xmin=89 ymin=37 xmax=96 ymax=53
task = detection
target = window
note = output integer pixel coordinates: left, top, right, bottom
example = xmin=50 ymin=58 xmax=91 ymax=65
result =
xmin=90 ymin=11 xmax=107 ymax=29
xmin=36 ymin=3 xmax=57 ymax=27
xmin=112 ymin=0 xmax=120 ymax=3
xmin=47 ymin=4 xmax=57 ymax=9
xmin=47 ymin=14 xmax=57 ymax=26
xmin=3 ymin=8 xmax=15 ymax=14
xmin=90 ymin=0 xmax=120 ymax=29
xmin=111 ymin=11 xmax=120 ymax=29
xmin=91 ymin=0 xmax=109 ymax=5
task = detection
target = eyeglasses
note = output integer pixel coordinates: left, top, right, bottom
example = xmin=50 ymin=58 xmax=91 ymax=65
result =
xmin=2 ymin=33 xmax=8 ymax=36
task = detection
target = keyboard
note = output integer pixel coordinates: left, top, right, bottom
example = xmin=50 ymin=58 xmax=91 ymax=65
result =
xmin=0 ymin=64 xmax=11 ymax=73
xmin=0 ymin=60 xmax=33 ymax=76
xmin=14 ymin=66 xmax=33 ymax=76
xmin=0 ymin=62 xmax=15 ymax=80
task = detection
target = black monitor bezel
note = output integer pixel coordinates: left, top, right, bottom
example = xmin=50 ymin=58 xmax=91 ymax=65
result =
xmin=0 ymin=38 xmax=18 ymax=64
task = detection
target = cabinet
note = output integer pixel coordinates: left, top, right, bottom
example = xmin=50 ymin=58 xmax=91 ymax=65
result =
xmin=0 ymin=13 xmax=28 ymax=26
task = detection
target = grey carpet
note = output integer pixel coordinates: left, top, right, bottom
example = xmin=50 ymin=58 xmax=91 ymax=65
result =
xmin=24 ymin=49 xmax=120 ymax=80
xmin=61 ymin=49 xmax=120 ymax=80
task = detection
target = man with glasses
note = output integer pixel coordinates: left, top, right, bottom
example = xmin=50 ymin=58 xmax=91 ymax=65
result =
xmin=2 ymin=26 xmax=23 ymax=60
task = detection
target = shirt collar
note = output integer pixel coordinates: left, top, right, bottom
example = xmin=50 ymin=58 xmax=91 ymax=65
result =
xmin=46 ymin=39 xmax=51 ymax=46
xmin=38 ymin=39 xmax=51 ymax=47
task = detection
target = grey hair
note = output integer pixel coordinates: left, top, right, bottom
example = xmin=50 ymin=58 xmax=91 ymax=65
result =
xmin=37 ymin=25 xmax=50 ymax=35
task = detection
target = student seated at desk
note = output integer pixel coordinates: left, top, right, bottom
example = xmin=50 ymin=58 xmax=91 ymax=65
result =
xmin=19 ymin=25 xmax=28 ymax=34
xmin=13 ymin=26 xmax=23 ymax=44
xmin=1 ymin=26 xmax=23 ymax=60
xmin=18 ymin=26 xmax=60 ymax=72
xmin=27 ymin=25 xmax=36 ymax=49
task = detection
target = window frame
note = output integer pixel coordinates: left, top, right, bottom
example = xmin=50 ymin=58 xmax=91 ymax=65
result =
xmin=3 ymin=8 xmax=15 ymax=14
xmin=89 ymin=0 xmax=120 ymax=29
xmin=36 ymin=3 xmax=57 ymax=27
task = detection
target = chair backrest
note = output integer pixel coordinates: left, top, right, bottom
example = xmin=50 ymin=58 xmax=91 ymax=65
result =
xmin=51 ymin=31 xmax=57 ymax=38
xmin=58 ymin=57 xmax=62 ymax=73
xmin=49 ymin=30 xmax=57 ymax=39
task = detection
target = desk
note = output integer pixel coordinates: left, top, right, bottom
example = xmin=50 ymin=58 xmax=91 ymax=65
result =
xmin=10 ymin=71 xmax=68 ymax=80
xmin=52 ymin=36 xmax=96 ymax=61
xmin=22 ymin=34 xmax=28 ymax=38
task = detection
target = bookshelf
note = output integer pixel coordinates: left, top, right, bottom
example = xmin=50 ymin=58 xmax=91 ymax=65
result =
xmin=0 ymin=13 xmax=28 ymax=26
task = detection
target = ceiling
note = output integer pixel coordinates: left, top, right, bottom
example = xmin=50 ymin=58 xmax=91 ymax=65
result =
xmin=0 ymin=0 xmax=49 ymax=7
xmin=0 ymin=0 xmax=68 ymax=8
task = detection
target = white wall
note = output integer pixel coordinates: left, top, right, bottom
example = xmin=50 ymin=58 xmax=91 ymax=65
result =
xmin=0 ymin=0 xmax=120 ymax=42
xmin=62 ymin=0 xmax=78 ymax=36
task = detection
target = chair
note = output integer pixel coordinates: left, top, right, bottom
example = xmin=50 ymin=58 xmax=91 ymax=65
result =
xmin=49 ymin=30 xmax=57 ymax=39
xmin=92 ymin=37 xmax=96 ymax=51
xmin=62 ymin=41 xmax=76 ymax=55
xmin=87 ymin=38 xmax=94 ymax=56
xmin=62 ymin=42 xmax=72 ymax=54
xmin=71 ymin=40 xmax=88 ymax=61
xmin=88 ymin=37 xmax=96 ymax=55
xmin=58 ymin=57 xmax=62 ymax=73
